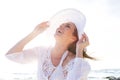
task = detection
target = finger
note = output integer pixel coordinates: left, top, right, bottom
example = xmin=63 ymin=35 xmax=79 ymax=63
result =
xmin=43 ymin=21 xmax=50 ymax=28
xmin=83 ymin=33 xmax=89 ymax=42
xmin=85 ymin=34 xmax=89 ymax=45
xmin=81 ymin=34 xmax=89 ymax=47
xmin=79 ymin=35 xmax=84 ymax=43
xmin=46 ymin=21 xmax=50 ymax=25
xmin=81 ymin=34 xmax=86 ymax=43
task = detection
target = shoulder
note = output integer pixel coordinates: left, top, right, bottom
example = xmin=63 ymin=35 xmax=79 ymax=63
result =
xmin=34 ymin=46 xmax=52 ymax=57
xmin=35 ymin=46 xmax=52 ymax=53
xmin=74 ymin=58 xmax=91 ymax=70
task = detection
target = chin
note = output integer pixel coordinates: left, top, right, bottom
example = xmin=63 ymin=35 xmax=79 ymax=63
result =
xmin=54 ymin=34 xmax=63 ymax=41
xmin=54 ymin=32 xmax=61 ymax=37
xmin=54 ymin=34 xmax=60 ymax=39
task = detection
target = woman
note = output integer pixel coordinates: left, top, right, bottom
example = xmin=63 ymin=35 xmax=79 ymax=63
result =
xmin=6 ymin=8 xmax=94 ymax=80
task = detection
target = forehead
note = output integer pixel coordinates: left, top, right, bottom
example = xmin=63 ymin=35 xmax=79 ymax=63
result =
xmin=61 ymin=22 xmax=76 ymax=27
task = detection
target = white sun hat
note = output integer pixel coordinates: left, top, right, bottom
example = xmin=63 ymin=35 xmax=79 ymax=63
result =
xmin=49 ymin=8 xmax=86 ymax=39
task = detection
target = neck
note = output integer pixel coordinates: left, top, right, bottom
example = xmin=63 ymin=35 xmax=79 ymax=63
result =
xmin=51 ymin=42 xmax=69 ymax=59
xmin=67 ymin=51 xmax=75 ymax=58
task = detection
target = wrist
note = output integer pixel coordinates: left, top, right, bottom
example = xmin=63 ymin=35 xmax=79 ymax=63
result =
xmin=31 ymin=30 xmax=41 ymax=36
xmin=76 ymin=51 xmax=83 ymax=58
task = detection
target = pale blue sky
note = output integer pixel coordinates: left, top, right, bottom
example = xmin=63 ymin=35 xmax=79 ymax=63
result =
xmin=0 ymin=0 xmax=120 ymax=73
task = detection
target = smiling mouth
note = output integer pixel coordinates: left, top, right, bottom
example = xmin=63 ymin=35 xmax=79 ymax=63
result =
xmin=56 ymin=29 xmax=62 ymax=33
xmin=58 ymin=30 xmax=62 ymax=33
xmin=55 ymin=29 xmax=63 ymax=36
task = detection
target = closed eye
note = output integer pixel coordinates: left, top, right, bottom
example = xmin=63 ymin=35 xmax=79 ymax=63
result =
xmin=66 ymin=24 xmax=71 ymax=28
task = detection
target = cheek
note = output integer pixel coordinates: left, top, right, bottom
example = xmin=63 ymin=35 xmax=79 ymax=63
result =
xmin=64 ymin=31 xmax=73 ymax=37
xmin=64 ymin=33 xmax=75 ymax=40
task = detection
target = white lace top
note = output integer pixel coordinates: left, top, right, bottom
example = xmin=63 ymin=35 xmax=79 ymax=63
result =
xmin=6 ymin=46 xmax=91 ymax=80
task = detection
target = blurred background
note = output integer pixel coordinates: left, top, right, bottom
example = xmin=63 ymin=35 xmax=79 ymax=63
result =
xmin=0 ymin=0 xmax=120 ymax=79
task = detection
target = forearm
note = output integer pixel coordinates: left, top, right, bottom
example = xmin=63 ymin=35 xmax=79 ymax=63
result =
xmin=6 ymin=31 xmax=40 ymax=54
xmin=6 ymin=21 xmax=49 ymax=55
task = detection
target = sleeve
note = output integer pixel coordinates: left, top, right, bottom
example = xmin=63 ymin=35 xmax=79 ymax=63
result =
xmin=5 ymin=47 xmax=42 ymax=64
xmin=66 ymin=58 xmax=91 ymax=80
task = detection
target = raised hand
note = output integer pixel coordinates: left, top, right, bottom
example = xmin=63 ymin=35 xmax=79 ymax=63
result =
xmin=76 ymin=33 xmax=89 ymax=58
xmin=34 ymin=21 xmax=49 ymax=33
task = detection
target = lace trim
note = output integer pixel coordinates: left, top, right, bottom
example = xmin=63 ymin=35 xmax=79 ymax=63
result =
xmin=42 ymin=50 xmax=56 ymax=78
xmin=41 ymin=48 xmax=75 ymax=79
xmin=63 ymin=59 xmax=74 ymax=79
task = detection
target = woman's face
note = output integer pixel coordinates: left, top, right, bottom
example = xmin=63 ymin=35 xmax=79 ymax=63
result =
xmin=54 ymin=22 xmax=77 ymax=43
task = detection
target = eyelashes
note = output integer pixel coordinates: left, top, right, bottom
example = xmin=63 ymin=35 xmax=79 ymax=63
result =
xmin=66 ymin=25 xmax=70 ymax=28
xmin=61 ymin=23 xmax=75 ymax=29
xmin=65 ymin=24 xmax=71 ymax=28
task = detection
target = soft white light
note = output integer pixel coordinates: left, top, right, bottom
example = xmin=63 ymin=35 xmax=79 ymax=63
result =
xmin=0 ymin=0 xmax=120 ymax=75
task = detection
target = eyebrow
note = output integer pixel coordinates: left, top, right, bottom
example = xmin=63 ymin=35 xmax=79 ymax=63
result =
xmin=66 ymin=23 xmax=72 ymax=25
xmin=66 ymin=23 xmax=75 ymax=27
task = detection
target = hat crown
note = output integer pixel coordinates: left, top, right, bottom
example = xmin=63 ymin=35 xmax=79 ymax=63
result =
xmin=50 ymin=8 xmax=86 ymax=38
